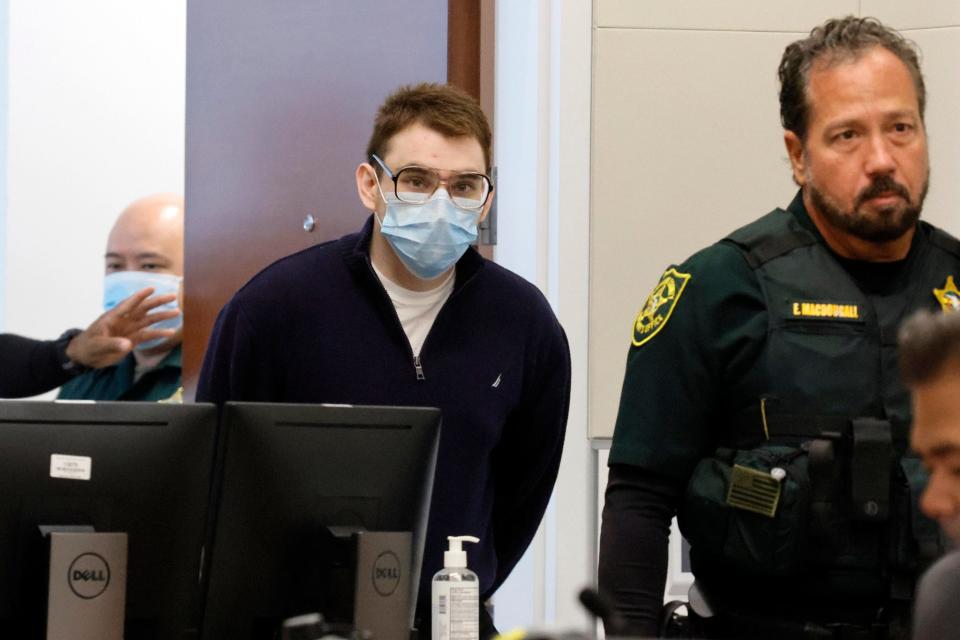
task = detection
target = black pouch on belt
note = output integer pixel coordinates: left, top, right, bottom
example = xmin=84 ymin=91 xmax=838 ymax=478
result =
xmin=849 ymin=418 xmax=893 ymax=523
xmin=806 ymin=438 xmax=837 ymax=541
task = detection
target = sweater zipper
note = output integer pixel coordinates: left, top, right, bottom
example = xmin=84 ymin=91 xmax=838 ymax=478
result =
xmin=414 ymin=266 xmax=484 ymax=381
xmin=365 ymin=255 xmax=483 ymax=382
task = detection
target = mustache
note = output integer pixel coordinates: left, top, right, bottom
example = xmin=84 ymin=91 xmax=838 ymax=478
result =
xmin=855 ymin=175 xmax=911 ymax=208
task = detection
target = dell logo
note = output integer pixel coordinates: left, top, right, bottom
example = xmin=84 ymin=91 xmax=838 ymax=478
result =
xmin=67 ymin=553 xmax=111 ymax=599
xmin=371 ymin=551 xmax=402 ymax=597
xmin=376 ymin=567 xmax=400 ymax=579
xmin=72 ymin=569 xmax=107 ymax=582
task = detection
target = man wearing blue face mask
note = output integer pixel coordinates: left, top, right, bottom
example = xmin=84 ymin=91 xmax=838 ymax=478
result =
xmin=59 ymin=193 xmax=185 ymax=402
xmin=197 ymin=83 xmax=571 ymax=638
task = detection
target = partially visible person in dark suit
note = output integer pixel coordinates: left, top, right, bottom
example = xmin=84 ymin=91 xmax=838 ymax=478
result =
xmin=899 ymin=310 xmax=960 ymax=640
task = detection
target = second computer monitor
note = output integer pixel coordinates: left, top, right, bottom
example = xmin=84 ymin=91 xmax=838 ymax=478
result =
xmin=202 ymin=402 xmax=441 ymax=639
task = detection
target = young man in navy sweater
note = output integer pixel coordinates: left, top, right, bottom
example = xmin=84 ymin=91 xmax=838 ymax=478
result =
xmin=197 ymin=83 xmax=571 ymax=637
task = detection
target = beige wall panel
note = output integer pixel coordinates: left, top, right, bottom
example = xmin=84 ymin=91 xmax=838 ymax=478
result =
xmin=862 ymin=0 xmax=960 ymax=29
xmin=589 ymin=29 xmax=798 ymax=438
xmin=904 ymin=27 xmax=960 ymax=234
xmin=596 ymin=0 xmax=856 ymax=31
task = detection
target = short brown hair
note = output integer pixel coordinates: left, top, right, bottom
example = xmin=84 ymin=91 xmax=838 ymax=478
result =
xmin=366 ymin=82 xmax=492 ymax=172
xmin=778 ymin=16 xmax=925 ymax=141
xmin=899 ymin=310 xmax=960 ymax=385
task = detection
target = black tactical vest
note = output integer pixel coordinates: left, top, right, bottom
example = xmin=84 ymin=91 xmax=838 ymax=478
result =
xmin=679 ymin=207 xmax=960 ymax=609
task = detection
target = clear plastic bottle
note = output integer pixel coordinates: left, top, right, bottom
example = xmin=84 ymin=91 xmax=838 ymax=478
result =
xmin=432 ymin=535 xmax=479 ymax=640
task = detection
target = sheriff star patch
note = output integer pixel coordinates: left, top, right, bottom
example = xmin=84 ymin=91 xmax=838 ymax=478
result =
xmin=632 ymin=267 xmax=691 ymax=347
xmin=934 ymin=275 xmax=960 ymax=312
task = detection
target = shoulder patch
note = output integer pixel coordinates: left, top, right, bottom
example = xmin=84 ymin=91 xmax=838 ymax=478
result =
xmin=632 ymin=268 xmax=692 ymax=347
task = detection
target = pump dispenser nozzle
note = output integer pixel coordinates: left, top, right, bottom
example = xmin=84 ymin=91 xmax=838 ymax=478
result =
xmin=434 ymin=535 xmax=480 ymax=640
xmin=443 ymin=535 xmax=479 ymax=568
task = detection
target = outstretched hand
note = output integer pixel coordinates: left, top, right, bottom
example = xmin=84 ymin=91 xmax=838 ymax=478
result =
xmin=64 ymin=287 xmax=180 ymax=369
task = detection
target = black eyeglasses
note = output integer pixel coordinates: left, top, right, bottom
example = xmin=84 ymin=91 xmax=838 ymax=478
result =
xmin=371 ymin=155 xmax=493 ymax=212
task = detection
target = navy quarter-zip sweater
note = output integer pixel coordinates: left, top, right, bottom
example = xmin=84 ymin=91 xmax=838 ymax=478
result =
xmin=197 ymin=216 xmax=571 ymax=625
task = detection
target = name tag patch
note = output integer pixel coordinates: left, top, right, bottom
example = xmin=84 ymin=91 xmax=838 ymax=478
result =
xmin=790 ymin=300 xmax=860 ymax=321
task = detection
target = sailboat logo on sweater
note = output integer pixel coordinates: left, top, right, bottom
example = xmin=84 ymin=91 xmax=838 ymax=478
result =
xmin=491 ymin=373 xmax=502 ymax=388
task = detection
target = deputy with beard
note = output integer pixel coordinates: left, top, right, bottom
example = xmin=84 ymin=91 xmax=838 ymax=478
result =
xmin=599 ymin=16 xmax=959 ymax=639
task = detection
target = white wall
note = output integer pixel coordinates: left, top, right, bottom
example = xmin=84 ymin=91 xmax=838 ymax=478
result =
xmin=0 ymin=0 xmax=8 ymax=326
xmin=1 ymin=0 xmax=185 ymax=340
xmin=494 ymin=0 xmax=594 ymax=634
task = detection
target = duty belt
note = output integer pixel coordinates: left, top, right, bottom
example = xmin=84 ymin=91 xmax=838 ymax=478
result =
xmin=729 ymin=405 xmax=911 ymax=448
xmin=730 ymin=407 xmax=909 ymax=526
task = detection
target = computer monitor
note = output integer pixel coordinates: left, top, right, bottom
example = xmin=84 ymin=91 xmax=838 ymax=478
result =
xmin=202 ymin=402 xmax=441 ymax=639
xmin=0 ymin=400 xmax=218 ymax=639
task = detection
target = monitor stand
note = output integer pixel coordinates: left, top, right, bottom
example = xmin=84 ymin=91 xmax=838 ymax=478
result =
xmin=39 ymin=526 xmax=127 ymax=640
xmin=352 ymin=530 xmax=412 ymax=640
xmin=291 ymin=527 xmax=412 ymax=640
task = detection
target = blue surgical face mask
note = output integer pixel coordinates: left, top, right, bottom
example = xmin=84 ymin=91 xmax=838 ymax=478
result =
xmin=103 ymin=271 xmax=182 ymax=351
xmin=375 ymin=187 xmax=481 ymax=280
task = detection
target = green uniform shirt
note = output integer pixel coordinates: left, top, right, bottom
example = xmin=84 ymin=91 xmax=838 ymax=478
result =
xmin=609 ymin=191 xmax=931 ymax=479
xmin=58 ymin=345 xmax=182 ymax=402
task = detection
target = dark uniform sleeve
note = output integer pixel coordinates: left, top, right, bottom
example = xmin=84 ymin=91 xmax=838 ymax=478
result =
xmin=0 ymin=333 xmax=73 ymax=398
xmin=489 ymin=307 xmax=571 ymax=595
xmin=599 ymin=464 xmax=685 ymax=636
xmin=196 ymin=297 xmax=279 ymax=403
xmin=599 ymin=242 xmax=766 ymax=632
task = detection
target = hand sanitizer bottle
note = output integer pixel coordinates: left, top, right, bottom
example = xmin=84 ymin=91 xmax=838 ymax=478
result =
xmin=432 ymin=535 xmax=480 ymax=640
